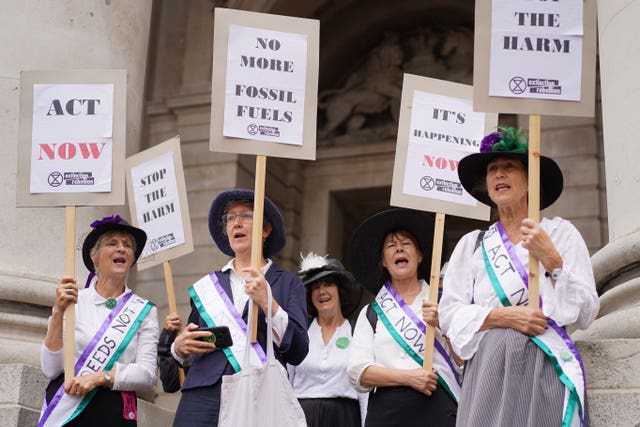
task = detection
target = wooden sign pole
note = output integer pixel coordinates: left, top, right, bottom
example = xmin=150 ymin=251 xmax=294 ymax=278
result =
xmin=423 ymin=212 xmax=445 ymax=371
xmin=64 ymin=206 xmax=76 ymax=382
xmin=528 ymin=114 xmax=541 ymax=309
xmin=249 ymin=155 xmax=267 ymax=342
xmin=163 ymin=260 xmax=185 ymax=384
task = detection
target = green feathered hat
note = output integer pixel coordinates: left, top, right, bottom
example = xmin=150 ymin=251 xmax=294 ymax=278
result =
xmin=457 ymin=127 xmax=564 ymax=209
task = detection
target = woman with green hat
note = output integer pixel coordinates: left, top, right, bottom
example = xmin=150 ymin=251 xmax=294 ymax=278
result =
xmin=439 ymin=128 xmax=600 ymax=426
xmin=39 ymin=215 xmax=158 ymax=427
xmin=289 ymin=253 xmax=366 ymax=427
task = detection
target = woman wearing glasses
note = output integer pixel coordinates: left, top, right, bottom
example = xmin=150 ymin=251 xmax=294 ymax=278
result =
xmin=171 ymin=189 xmax=309 ymax=427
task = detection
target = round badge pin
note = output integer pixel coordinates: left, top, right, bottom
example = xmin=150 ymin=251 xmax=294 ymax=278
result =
xmin=104 ymin=298 xmax=117 ymax=310
xmin=559 ymin=350 xmax=573 ymax=361
xmin=336 ymin=337 xmax=350 ymax=349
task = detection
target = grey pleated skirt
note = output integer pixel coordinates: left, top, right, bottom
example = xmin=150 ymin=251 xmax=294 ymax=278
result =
xmin=456 ymin=328 xmax=586 ymax=427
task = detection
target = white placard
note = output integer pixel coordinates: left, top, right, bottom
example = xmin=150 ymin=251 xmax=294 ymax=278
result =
xmin=30 ymin=83 xmax=114 ymax=194
xmin=223 ymin=24 xmax=307 ymax=146
xmin=130 ymin=151 xmax=186 ymax=258
xmin=488 ymin=0 xmax=583 ymax=101
xmin=402 ymin=91 xmax=485 ymax=206
xmin=392 ymin=75 xmax=495 ymax=220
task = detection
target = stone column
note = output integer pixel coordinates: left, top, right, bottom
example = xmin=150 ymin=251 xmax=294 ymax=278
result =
xmin=598 ymin=1 xmax=640 ymax=242
xmin=571 ymin=2 xmax=640 ymax=425
xmin=0 ymin=1 xmax=153 ymax=424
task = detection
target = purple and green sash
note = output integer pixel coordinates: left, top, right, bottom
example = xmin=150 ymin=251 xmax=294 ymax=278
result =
xmin=38 ymin=293 xmax=154 ymax=427
xmin=371 ymin=281 xmax=462 ymax=402
xmin=189 ymin=272 xmax=267 ymax=373
xmin=481 ymin=222 xmax=586 ymax=427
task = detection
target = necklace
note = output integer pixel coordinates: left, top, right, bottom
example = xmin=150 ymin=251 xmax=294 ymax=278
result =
xmin=104 ymin=298 xmax=117 ymax=310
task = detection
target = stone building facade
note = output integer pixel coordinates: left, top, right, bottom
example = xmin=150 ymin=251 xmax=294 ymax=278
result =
xmin=0 ymin=0 xmax=637 ymax=425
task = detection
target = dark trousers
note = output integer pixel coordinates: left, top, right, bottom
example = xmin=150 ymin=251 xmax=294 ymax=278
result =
xmin=173 ymin=380 xmax=223 ymax=427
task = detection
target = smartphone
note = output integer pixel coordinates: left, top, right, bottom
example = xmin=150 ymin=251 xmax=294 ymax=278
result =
xmin=195 ymin=325 xmax=233 ymax=348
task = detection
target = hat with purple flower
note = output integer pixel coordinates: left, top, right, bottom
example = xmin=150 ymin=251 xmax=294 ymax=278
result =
xmin=458 ymin=127 xmax=563 ymax=209
xmin=82 ymin=215 xmax=147 ymax=273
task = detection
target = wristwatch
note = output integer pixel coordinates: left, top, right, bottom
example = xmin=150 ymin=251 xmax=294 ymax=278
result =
xmin=545 ymin=267 xmax=563 ymax=280
xmin=103 ymin=371 xmax=112 ymax=388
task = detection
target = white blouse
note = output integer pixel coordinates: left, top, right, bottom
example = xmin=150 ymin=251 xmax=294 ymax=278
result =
xmin=439 ymin=217 xmax=600 ymax=361
xmin=289 ymin=319 xmax=368 ymax=423
xmin=40 ymin=285 xmax=159 ymax=391
xmin=347 ymin=281 xmax=450 ymax=393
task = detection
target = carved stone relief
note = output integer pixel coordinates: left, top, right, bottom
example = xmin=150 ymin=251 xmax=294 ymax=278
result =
xmin=318 ymin=26 xmax=474 ymax=145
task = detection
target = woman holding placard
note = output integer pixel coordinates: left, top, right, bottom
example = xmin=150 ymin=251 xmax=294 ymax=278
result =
xmin=171 ymin=189 xmax=309 ymax=427
xmin=39 ymin=215 xmax=158 ymax=427
xmin=347 ymin=208 xmax=460 ymax=427
xmin=439 ymin=128 xmax=599 ymax=426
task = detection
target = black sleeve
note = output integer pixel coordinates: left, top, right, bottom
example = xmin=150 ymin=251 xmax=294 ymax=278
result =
xmin=157 ymin=328 xmax=182 ymax=393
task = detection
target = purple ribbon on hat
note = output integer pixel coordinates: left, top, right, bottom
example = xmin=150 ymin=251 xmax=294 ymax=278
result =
xmin=90 ymin=215 xmax=122 ymax=228
xmin=480 ymin=131 xmax=502 ymax=153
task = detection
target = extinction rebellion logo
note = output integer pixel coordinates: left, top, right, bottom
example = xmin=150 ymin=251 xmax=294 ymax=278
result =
xmin=247 ymin=123 xmax=281 ymax=137
xmin=509 ymin=76 xmax=562 ymax=96
xmin=420 ymin=175 xmax=463 ymax=196
xmin=47 ymin=171 xmax=95 ymax=187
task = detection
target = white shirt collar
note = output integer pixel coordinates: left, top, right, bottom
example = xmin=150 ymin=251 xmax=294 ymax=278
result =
xmin=221 ymin=258 xmax=273 ymax=274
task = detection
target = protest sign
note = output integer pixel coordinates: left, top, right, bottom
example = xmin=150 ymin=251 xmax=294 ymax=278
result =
xmin=391 ymin=74 xmax=497 ymax=221
xmin=17 ymin=70 xmax=127 ymax=206
xmin=474 ymin=0 xmax=597 ymax=117
xmin=210 ymin=8 xmax=319 ymax=160
xmin=126 ymin=136 xmax=193 ymax=271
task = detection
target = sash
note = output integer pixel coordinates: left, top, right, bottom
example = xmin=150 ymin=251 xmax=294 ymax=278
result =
xmin=372 ymin=282 xmax=462 ymax=402
xmin=38 ymin=292 xmax=154 ymax=427
xmin=189 ymin=272 xmax=267 ymax=373
xmin=481 ymin=222 xmax=586 ymax=427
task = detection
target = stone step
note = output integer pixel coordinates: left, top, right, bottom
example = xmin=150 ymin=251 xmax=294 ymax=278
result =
xmin=575 ymin=339 xmax=640 ymax=426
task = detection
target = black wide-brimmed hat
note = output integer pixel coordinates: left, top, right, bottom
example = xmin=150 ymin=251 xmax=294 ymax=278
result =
xmin=82 ymin=215 xmax=147 ymax=273
xmin=298 ymin=252 xmax=362 ymax=318
xmin=348 ymin=209 xmax=439 ymax=295
xmin=208 ymin=189 xmax=286 ymax=258
xmin=458 ymin=127 xmax=564 ymax=210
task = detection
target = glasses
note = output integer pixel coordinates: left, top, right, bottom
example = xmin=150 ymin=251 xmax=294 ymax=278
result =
xmin=223 ymin=210 xmax=254 ymax=225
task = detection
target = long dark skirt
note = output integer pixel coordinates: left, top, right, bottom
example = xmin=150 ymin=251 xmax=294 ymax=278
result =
xmin=456 ymin=328 xmax=586 ymax=427
xmin=45 ymin=374 xmax=136 ymax=427
xmin=298 ymin=397 xmax=360 ymax=427
xmin=365 ymin=385 xmax=457 ymax=427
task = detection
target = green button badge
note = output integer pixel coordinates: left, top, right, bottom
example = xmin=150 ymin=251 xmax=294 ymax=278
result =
xmin=336 ymin=337 xmax=350 ymax=349
xmin=104 ymin=298 xmax=117 ymax=310
xmin=559 ymin=350 xmax=573 ymax=361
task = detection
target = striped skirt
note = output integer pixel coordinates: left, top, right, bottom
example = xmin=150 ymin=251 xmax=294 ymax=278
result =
xmin=456 ymin=327 xmax=587 ymax=427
